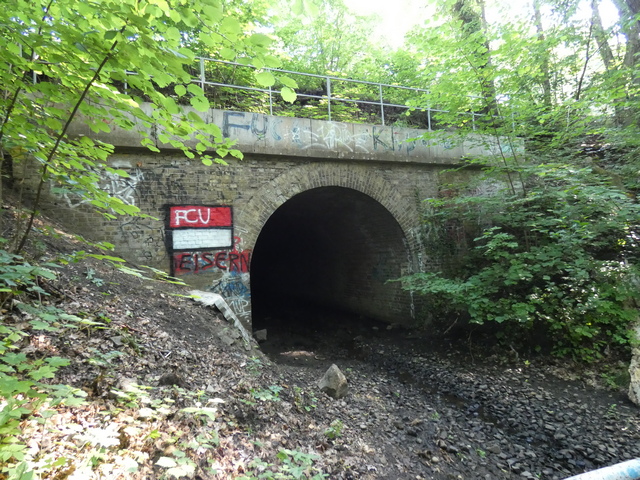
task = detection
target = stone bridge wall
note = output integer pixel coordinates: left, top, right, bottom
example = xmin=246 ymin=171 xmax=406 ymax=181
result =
xmin=15 ymin=105 xmax=505 ymax=326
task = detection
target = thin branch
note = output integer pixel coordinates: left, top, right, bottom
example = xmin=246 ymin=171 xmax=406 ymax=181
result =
xmin=0 ymin=88 xmax=23 ymax=147
xmin=459 ymin=49 xmax=521 ymax=197
xmin=533 ymin=0 xmax=552 ymax=106
xmin=575 ymin=21 xmax=594 ymax=101
xmin=0 ymin=0 xmax=56 ymax=145
xmin=14 ymin=33 xmax=124 ymax=254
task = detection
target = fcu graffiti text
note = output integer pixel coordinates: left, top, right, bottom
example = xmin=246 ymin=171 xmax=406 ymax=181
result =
xmin=166 ymin=205 xmax=233 ymax=252
xmin=169 ymin=205 xmax=232 ymax=228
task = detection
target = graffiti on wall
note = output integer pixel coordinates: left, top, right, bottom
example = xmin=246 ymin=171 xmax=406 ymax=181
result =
xmin=210 ymin=270 xmax=251 ymax=317
xmin=223 ymin=111 xmax=282 ymax=141
xmin=302 ymin=123 xmax=371 ymax=152
xmin=166 ymin=205 xmax=233 ymax=255
xmin=219 ymin=111 xmax=458 ymax=156
xmin=166 ymin=205 xmax=252 ymax=276
xmin=165 ymin=205 xmax=252 ymax=316
xmin=172 ymin=237 xmax=251 ymax=275
xmin=119 ymin=216 xmax=164 ymax=263
xmin=104 ymin=168 xmax=145 ymax=205
xmin=59 ymin=167 xmax=145 ymax=209
xmin=209 ymin=233 xmax=252 ymax=316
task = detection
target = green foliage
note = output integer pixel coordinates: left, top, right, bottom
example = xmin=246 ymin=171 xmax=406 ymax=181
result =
xmin=251 ymin=385 xmax=283 ymax=403
xmin=245 ymin=356 xmax=265 ymax=376
xmin=0 ymin=0 xmax=297 ymax=252
xmin=292 ymin=386 xmax=317 ymax=412
xmin=374 ymin=0 xmax=640 ymax=362
xmin=272 ymin=0 xmax=378 ymax=75
xmin=85 ymin=268 xmax=105 ymax=287
xmin=0 ymin=2 xmax=296 ymax=470
xmin=323 ymin=419 xmax=344 ymax=440
xmin=600 ymin=364 xmax=631 ymax=391
xmin=401 ymin=165 xmax=640 ymax=360
xmin=238 ymin=385 xmax=283 ymax=407
xmin=0 ymin=245 xmax=57 ymax=306
xmin=180 ymin=397 xmax=225 ymax=425
xmin=0 ymin=246 xmax=88 ymax=477
xmin=0 ymin=236 xmax=213 ymax=478
xmin=238 ymin=448 xmax=327 ymax=480
xmin=155 ymin=450 xmax=198 ymax=479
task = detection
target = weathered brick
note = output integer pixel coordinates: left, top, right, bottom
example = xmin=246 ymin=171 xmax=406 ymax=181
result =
xmin=14 ymin=112 xmax=498 ymax=327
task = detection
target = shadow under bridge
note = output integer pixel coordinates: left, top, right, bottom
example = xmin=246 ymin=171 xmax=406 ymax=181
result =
xmin=250 ymin=186 xmax=414 ymax=332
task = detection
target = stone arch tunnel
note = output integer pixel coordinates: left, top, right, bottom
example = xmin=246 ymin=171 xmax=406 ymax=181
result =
xmin=21 ymin=105 xmax=506 ymax=330
xmin=250 ymin=186 xmax=413 ymax=330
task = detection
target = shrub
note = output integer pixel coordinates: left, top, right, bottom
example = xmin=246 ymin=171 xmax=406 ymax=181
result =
xmin=400 ymin=164 xmax=640 ymax=361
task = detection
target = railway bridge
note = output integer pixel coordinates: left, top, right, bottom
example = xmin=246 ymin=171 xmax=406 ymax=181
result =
xmin=28 ymin=104 xmax=508 ymax=328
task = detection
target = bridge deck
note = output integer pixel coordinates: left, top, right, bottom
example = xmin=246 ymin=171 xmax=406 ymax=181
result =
xmin=69 ymin=104 xmax=517 ymax=165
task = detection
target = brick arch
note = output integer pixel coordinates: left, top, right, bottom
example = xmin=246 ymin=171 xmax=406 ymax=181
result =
xmin=235 ymin=162 xmax=422 ymax=259
xmin=241 ymin=162 xmax=422 ymax=325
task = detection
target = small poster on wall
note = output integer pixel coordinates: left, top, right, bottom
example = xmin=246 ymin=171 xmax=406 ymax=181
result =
xmin=165 ymin=205 xmax=234 ymax=275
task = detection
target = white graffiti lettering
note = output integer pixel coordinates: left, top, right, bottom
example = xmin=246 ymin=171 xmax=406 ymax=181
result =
xmin=59 ymin=168 xmax=144 ymax=209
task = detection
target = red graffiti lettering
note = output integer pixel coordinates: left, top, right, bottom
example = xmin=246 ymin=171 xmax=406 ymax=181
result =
xmin=228 ymin=253 xmax=240 ymax=272
xmin=229 ymin=250 xmax=251 ymax=272
xmin=175 ymin=253 xmax=194 ymax=275
xmin=172 ymin=249 xmax=251 ymax=276
xmin=172 ymin=252 xmax=220 ymax=275
xmin=215 ymin=252 xmax=228 ymax=270
xmin=201 ymin=252 xmax=215 ymax=269
xmin=171 ymin=236 xmax=252 ymax=276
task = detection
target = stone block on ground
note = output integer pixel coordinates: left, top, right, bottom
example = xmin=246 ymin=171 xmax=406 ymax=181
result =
xmin=318 ymin=364 xmax=349 ymax=399
xmin=254 ymin=329 xmax=267 ymax=342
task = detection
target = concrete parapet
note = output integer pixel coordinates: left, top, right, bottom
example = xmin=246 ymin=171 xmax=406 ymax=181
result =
xmin=67 ymin=104 xmax=519 ymax=165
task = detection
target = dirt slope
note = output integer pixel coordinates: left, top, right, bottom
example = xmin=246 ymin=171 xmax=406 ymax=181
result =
xmin=3 ymin=214 xmax=640 ymax=480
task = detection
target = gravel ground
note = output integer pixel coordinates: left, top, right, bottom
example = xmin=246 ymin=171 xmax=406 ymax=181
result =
xmin=12 ymin=235 xmax=640 ymax=479
xmin=255 ymin=309 xmax=640 ymax=480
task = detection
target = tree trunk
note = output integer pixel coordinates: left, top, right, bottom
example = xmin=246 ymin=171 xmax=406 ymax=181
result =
xmin=451 ymin=0 xmax=499 ymax=117
xmin=611 ymin=0 xmax=640 ymax=69
xmin=591 ymin=0 xmax=626 ymax=124
xmin=533 ymin=0 xmax=553 ymax=106
xmin=610 ymin=0 xmax=640 ymax=125
xmin=591 ymin=0 xmax=615 ymax=70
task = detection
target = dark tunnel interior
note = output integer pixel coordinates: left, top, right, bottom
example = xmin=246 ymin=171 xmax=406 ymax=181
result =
xmin=250 ymin=186 xmax=411 ymax=333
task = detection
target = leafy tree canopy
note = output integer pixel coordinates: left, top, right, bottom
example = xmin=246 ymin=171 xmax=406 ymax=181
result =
xmin=0 ymin=0 xmax=298 ymax=252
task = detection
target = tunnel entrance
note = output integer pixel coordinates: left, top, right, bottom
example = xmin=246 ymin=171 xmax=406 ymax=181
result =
xmin=250 ymin=186 xmax=413 ymax=334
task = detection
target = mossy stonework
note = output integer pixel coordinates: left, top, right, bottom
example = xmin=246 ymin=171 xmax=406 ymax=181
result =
xmin=15 ymin=106 xmax=504 ymax=327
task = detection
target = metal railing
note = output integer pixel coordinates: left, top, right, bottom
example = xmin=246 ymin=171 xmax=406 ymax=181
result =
xmin=27 ymin=54 xmax=490 ymax=130
xmin=174 ymin=57 xmax=488 ymax=130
